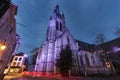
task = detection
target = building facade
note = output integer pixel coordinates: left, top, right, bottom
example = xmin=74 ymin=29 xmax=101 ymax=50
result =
xmin=5 ymin=52 xmax=26 ymax=74
xmin=0 ymin=0 xmax=17 ymax=78
xmin=35 ymin=5 xmax=112 ymax=76
xmin=99 ymin=38 xmax=120 ymax=74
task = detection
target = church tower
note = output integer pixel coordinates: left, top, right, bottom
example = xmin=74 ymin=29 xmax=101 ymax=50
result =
xmin=45 ymin=5 xmax=68 ymax=75
xmin=46 ymin=5 xmax=66 ymax=41
xmin=35 ymin=4 xmax=112 ymax=76
xmin=35 ymin=5 xmax=79 ymax=75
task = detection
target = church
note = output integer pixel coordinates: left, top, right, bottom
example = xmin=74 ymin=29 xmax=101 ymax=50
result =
xmin=34 ymin=5 xmax=112 ymax=76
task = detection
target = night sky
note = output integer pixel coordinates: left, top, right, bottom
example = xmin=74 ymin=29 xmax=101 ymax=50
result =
xmin=12 ymin=0 xmax=120 ymax=54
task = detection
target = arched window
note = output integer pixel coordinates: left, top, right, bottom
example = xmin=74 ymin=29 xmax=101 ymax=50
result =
xmin=56 ymin=21 xmax=58 ymax=30
xmin=80 ymin=56 xmax=83 ymax=66
xmin=85 ymin=54 xmax=90 ymax=66
xmin=67 ymin=37 xmax=70 ymax=43
xmin=91 ymin=55 xmax=95 ymax=64
xmin=100 ymin=55 xmax=106 ymax=66
xmin=60 ymin=23 xmax=62 ymax=31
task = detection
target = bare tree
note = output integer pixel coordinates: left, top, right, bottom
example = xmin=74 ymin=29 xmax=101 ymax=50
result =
xmin=114 ymin=27 xmax=120 ymax=37
xmin=95 ymin=33 xmax=106 ymax=45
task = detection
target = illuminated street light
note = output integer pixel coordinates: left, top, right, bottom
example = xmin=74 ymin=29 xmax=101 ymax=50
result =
xmin=0 ymin=44 xmax=7 ymax=51
xmin=24 ymin=54 xmax=27 ymax=57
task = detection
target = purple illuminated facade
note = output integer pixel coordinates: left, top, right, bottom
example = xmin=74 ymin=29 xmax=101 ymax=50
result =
xmin=0 ymin=0 xmax=18 ymax=78
xmin=35 ymin=5 xmax=112 ymax=76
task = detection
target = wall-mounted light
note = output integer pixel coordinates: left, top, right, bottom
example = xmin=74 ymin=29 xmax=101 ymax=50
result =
xmin=24 ymin=54 xmax=27 ymax=57
xmin=0 ymin=44 xmax=7 ymax=51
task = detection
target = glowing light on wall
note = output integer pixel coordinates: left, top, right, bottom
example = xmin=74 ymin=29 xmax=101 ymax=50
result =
xmin=24 ymin=54 xmax=27 ymax=57
xmin=0 ymin=44 xmax=7 ymax=51
xmin=112 ymin=46 xmax=120 ymax=53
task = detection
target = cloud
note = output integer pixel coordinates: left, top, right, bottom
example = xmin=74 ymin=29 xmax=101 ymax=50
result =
xmin=12 ymin=0 xmax=120 ymax=53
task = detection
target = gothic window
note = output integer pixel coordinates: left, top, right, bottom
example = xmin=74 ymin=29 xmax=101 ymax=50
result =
xmin=9 ymin=28 xmax=13 ymax=34
xmin=60 ymin=23 xmax=62 ymax=31
xmin=67 ymin=37 xmax=70 ymax=43
xmin=85 ymin=54 xmax=90 ymax=66
xmin=80 ymin=56 xmax=83 ymax=66
xmin=56 ymin=21 xmax=58 ymax=30
xmin=100 ymin=55 xmax=106 ymax=66
xmin=91 ymin=55 xmax=95 ymax=64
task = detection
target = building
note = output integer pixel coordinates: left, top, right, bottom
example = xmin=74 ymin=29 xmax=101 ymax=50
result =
xmin=27 ymin=48 xmax=39 ymax=71
xmin=0 ymin=0 xmax=17 ymax=78
xmin=34 ymin=5 xmax=112 ymax=76
xmin=99 ymin=38 xmax=120 ymax=74
xmin=5 ymin=52 xmax=26 ymax=74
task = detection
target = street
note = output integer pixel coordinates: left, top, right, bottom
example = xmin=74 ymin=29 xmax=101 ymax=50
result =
xmin=4 ymin=74 xmax=120 ymax=80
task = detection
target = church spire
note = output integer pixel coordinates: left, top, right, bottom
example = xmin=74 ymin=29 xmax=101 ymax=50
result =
xmin=54 ymin=4 xmax=60 ymax=15
xmin=50 ymin=4 xmax=61 ymax=20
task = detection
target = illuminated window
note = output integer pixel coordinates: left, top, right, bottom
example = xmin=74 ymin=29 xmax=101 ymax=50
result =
xmin=17 ymin=62 xmax=20 ymax=66
xmin=14 ymin=68 xmax=20 ymax=73
xmin=10 ymin=69 xmax=14 ymax=73
xmin=67 ymin=37 xmax=70 ymax=43
xmin=13 ymin=62 xmax=16 ymax=66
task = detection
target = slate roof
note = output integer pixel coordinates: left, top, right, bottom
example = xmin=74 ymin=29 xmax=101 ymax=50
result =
xmin=76 ymin=40 xmax=101 ymax=52
xmin=15 ymin=52 xmax=24 ymax=56
xmin=99 ymin=38 xmax=120 ymax=51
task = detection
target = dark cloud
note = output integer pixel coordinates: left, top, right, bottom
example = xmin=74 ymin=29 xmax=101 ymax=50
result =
xmin=12 ymin=0 xmax=120 ymax=53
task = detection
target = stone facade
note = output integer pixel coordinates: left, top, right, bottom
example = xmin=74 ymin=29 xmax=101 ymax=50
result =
xmin=35 ymin=5 xmax=112 ymax=76
xmin=0 ymin=0 xmax=17 ymax=78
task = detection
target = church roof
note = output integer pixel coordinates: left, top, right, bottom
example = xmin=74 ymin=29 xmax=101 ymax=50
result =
xmin=99 ymin=37 xmax=120 ymax=51
xmin=76 ymin=40 xmax=101 ymax=52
